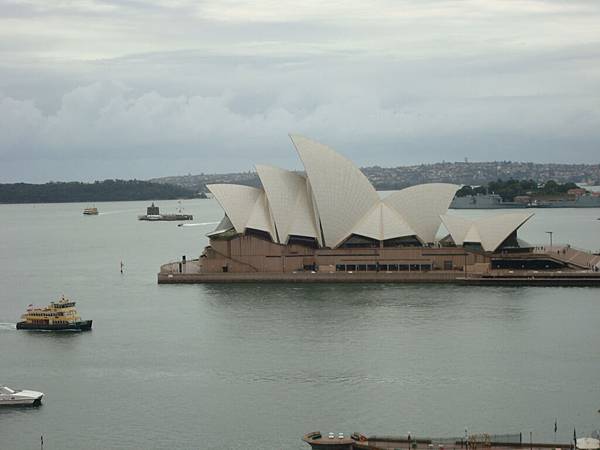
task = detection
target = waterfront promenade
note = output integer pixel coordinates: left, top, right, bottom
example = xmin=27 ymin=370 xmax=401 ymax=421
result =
xmin=158 ymin=255 xmax=600 ymax=286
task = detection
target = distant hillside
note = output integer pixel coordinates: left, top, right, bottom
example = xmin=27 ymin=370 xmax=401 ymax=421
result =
xmin=0 ymin=179 xmax=197 ymax=204
xmin=152 ymin=171 xmax=262 ymax=192
xmin=151 ymin=161 xmax=600 ymax=192
xmin=456 ymin=179 xmax=581 ymax=201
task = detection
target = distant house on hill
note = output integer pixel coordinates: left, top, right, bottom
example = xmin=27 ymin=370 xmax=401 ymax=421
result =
xmin=567 ymin=188 xmax=587 ymax=197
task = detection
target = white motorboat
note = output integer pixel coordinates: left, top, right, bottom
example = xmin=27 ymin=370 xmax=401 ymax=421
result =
xmin=0 ymin=386 xmax=44 ymax=406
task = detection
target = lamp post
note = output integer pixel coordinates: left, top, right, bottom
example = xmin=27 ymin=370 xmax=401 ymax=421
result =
xmin=545 ymin=231 xmax=553 ymax=248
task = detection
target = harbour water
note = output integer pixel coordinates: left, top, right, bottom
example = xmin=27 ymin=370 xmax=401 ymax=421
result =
xmin=1 ymin=200 xmax=599 ymax=449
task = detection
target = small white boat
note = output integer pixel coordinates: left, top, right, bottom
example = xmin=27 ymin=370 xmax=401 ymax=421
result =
xmin=0 ymin=386 xmax=44 ymax=406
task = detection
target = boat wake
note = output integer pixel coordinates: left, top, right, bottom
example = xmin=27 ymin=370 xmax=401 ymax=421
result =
xmin=0 ymin=323 xmax=16 ymax=331
xmin=180 ymin=222 xmax=219 ymax=227
xmin=98 ymin=209 xmax=139 ymax=215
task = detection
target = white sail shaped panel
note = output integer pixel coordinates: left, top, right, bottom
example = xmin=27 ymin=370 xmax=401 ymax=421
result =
xmin=351 ymin=204 xmax=383 ymax=240
xmin=290 ymin=134 xmax=379 ymax=248
xmin=463 ymin=224 xmax=481 ymax=245
xmin=381 ymin=203 xmax=415 ymax=240
xmin=207 ymin=214 xmax=234 ymax=237
xmin=255 ymin=165 xmax=301 ymax=243
xmin=255 ymin=165 xmax=318 ymax=243
xmin=440 ymin=214 xmax=473 ymax=246
xmin=347 ymin=202 xmax=415 ymax=241
xmin=207 ymin=184 xmax=261 ymax=233
xmin=385 ymin=183 xmax=459 ymax=243
xmin=288 ymin=179 xmax=320 ymax=243
xmin=245 ymin=191 xmax=276 ymax=239
xmin=304 ymin=178 xmax=323 ymax=244
xmin=475 ymin=212 xmax=534 ymax=252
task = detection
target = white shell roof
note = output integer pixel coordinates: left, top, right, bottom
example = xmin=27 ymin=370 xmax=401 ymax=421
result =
xmin=245 ymin=190 xmax=277 ymax=239
xmin=475 ymin=212 xmax=534 ymax=252
xmin=208 ymin=135 xmax=530 ymax=251
xmin=351 ymin=203 xmax=415 ymax=241
xmin=289 ymin=179 xmax=321 ymax=243
xmin=207 ymin=215 xmax=234 ymax=237
xmin=350 ymin=204 xmax=382 ymax=241
xmin=441 ymin=212 xmax=534 ymax=252
xmin=439 ymin=214 xmax=472 ymax=246
xmin=207 ymin=184 xmax=261 ymax=233
xmin=384 ymin=183 xmax=459 ymax=244
xmin=255 ymin=164 xmax=320 ymax=244
xmin=207 ymin=184 xmax=276 ymax=239
xmin=290 ymin=134 xmax=379 ymax=248
xmin=464 ymin=224 xmax=482 ymax=244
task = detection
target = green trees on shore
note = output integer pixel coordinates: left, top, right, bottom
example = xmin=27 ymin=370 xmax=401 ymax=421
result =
xmin=456 ymin=179 xmax=581 ymax=201
xmin=0 ymin=179 xmax=197 ymax=204
xmin=1 ymin=177 xmax=584 ymax=204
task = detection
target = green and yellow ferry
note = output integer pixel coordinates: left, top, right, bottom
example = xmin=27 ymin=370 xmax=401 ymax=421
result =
xmin=17 ymin=296 xmax=92 ymax=331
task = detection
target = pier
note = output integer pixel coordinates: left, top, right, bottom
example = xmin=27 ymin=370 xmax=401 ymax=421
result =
xmin=158 ymin=258 xmax=600 ymax=286
xmin=302 ymin=432 xmax=577 ymax=450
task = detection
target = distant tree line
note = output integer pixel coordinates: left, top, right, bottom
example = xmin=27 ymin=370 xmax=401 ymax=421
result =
xmin=0 ymin=179 xmax=197 ymax=204
xmin=153 ymin=161 xmax=600 ymax=193
xmin=456 ymin=179 xmax=581 ymax=201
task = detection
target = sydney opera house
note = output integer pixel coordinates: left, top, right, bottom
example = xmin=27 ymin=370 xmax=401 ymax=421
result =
xmin=203 ymin=135 xmax=541 ymax=274
xmin=158 ymin=135 xmax=600 ymax=284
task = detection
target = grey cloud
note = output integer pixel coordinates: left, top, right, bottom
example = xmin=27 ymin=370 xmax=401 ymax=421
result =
xmin=0 ymin=0 xmax=192 ymax=18
xmin=1 ymin=0 xmax=600 ymax=182
xmin=1 ymin=69 xmax=598 ymax=182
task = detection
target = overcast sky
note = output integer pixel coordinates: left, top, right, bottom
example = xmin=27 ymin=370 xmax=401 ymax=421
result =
xmin=1 ymin=0 xmax=599 ymax=182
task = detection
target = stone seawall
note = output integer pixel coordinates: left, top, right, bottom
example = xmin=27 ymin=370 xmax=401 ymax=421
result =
xmin=158 ymin=263 xmax=600 ymax=286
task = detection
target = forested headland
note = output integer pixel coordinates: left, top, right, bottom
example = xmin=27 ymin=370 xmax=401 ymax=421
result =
xmin=456 ymin=179 xmax=581 ymax=201
xmin=0 ymin=179 xmax=198 ymax=204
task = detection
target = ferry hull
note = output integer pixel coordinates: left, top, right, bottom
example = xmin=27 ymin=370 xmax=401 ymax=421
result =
xmin=16 ymin=320 xmax=92 ymax=331
xmin=138 ymin=214 xmax=193 ymax=221
xmin=0 ymin=388 xmax=44 ymax=407
xmin=0 ymin=397 xmax=43 ymax=406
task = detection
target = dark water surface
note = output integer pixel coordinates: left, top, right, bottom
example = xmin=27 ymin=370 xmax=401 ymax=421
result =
xmin=1 ymin=200 xmax=599 ymax=449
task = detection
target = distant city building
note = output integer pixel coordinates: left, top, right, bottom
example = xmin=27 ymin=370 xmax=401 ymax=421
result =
xmin=514 ymin=195 xmax=532 ymax=204
xmin=152 ymin=159 xmax=600 ymax=194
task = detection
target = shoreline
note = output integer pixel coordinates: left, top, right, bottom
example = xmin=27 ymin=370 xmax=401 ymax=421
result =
xmin=158 ymin=260 xmax=600 ymax=286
